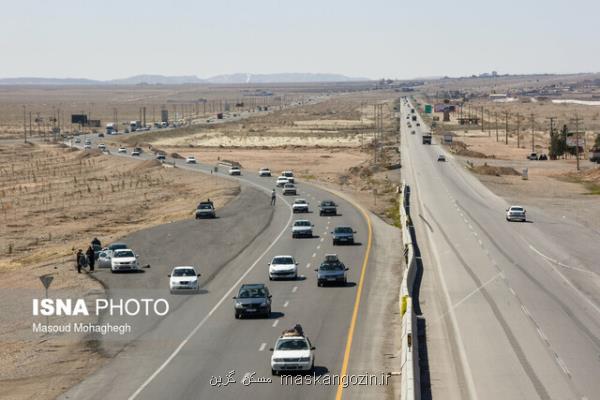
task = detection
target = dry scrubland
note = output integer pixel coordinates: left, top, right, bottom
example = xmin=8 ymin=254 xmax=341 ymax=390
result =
xmin=0 ymin=142 xmax=238 ymax=399
xmin=123 ymin=92 xmax=404 ymax=224
xmin=0 ymin=82 xmax=373 ymax=138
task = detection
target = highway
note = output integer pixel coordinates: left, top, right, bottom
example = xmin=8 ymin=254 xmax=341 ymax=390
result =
xmin=401 ymin=100 xmax=600 ymax=400
xmin=59 ymin=139 xmax=402 ymax=399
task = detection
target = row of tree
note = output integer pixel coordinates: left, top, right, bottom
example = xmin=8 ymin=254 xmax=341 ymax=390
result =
xmin=549 ymin=125 xmax=600 ymax=158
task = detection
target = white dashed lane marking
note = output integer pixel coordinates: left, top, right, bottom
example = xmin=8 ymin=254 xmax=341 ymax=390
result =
xmin=306 ymin=263 xmax=311 ymax=269
xmin=292 ymin=286 xmax=298 ymax=293
xmin=259 ymin=342 xmax=266 ymax=351
xmin=283 ymin=301 xmax=289 ymax=308
xmin=312 ymin=253 xmax=316 ymax=258
xmin=272 ymin=320 xmax=279 ymax=328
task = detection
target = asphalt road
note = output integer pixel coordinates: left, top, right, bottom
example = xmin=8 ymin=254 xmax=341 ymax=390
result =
xmin=401 ymin=100 xmax=600 ymax=400
xmin=59 ymin=138 xmax=401 ymax=399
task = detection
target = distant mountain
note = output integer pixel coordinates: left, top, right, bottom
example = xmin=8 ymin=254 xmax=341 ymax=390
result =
xmin=206 ymin=73 xmax=367 ymax=84
xmin=108 ymin=74 xmax=204 ymax=85
xmin=0 ymin=73 xmax=369 ymax=85
xmin=0 ymin=77 xmax=100 ymax=85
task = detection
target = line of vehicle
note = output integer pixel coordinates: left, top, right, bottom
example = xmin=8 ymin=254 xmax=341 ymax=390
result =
xmin=127 ymin=196 xmax=294 ymax=400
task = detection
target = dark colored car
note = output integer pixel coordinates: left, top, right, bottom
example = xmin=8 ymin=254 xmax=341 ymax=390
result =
xmin=332 ymin=226 xmax=356 ymax=245
xmin=315 ymin=254 xmax=348 ymax=286
xmin=319 ymin=200 xmax=337 ymax=216
xmin=233 ymin=283 xmax=272 ymax=318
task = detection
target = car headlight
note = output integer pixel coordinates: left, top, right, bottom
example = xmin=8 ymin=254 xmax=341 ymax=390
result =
xmin=299 ymin=357 xmax=311 ymax=362
xmin=235 ymin=302 xmax=243 ymax=308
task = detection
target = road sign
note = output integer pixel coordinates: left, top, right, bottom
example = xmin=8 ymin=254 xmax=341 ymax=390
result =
xmin=39 ymin=274 xmax=54 ymax=290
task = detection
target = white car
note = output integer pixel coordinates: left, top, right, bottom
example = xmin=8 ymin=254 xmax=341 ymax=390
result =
xmin=84 ymin=143 xmax=92 ymax=149
xmin=282 ymin=183 xmax=297 ymax=196
xmin=118 ymin=147 xmax=127 ymax=154
xmin=506 ymin=205 xmax=527 ymax=222
xmin=186 ymin=156 xmax=197 ymax=164
xmin=74 ymin=137 xmax=81 ymax=143
xmin=437 ymin=154 xmax=446 ymax=162
xmin=282 ymin=171 xmax=295 ymax=184
xmin=259 ymin=167 xmax=272 ymax=177
xmin=292 ymin=199 xmax=309 ymax=213
xmin=292 ymin=219 xmax=313 ymax=238
xmin=110 ymin=249 xmax=139 ymax=272
xmin=168 ymin=266 xmax=201 ymax=293
xmin=97 ymin=143 xmax=106 ymax=150
xmin=268 ymin=255 xmax=298 ymax=280
xmin=276 ymin=176 xmax=289 ymax=187
xmin=270 ymin=331 xmax=315 ymax=375
xmin=131 ymin=148 xmax=141 ymax=156
xmin=229 ymin=166 xmax=241 ymax=176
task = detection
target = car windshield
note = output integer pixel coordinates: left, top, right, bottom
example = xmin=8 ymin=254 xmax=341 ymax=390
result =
xmin=511 ymin=207 xmax=524 ymax=212
xmin=285 ymin=184 xmax=294 ymax=188
xmin=320 ymin=262 xmax=344 ymax=271
xmin=335 ymin=227 xmax=353 ymax=234
xmin=294 ymin=221 xmax=310 ymax=227
xmin=294 ymin=200 xmax=307 ymax=205
xmin=322 ymin=201 xmax=334 ymax=206
xmin=199 ymin=204 xmax=212 ymax=209
xmin=276 ymin=339 xmax=308 ymax=350
xmin=238 ymin=287 xmax=267 ymax=298
xmin=114 ymin=250 xmax=134 ymax=258
xmin=109 ymin=243 xmax=127 ymax=251
xmin=173 ymin=268 xmax=196 ymax=277
xmin=273 ymin=257 xmax=294 ymax=265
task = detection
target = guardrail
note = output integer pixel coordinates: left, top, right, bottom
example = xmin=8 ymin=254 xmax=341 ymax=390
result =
xmin=399 ymin=180 xmax=420 ymax=400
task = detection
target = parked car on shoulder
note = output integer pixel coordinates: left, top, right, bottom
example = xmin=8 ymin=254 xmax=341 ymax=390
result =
xmin=437 ymin=154 xmax=446 ymax=162
xmin=118 ymin=147 xmax=127 ymax=154
xmin=185 ymin=156 xmax=197 ymax=164
xmin=110 ymin=249 xmax=140 ymax=272
xmin=229 ymin=166 xmax=241 ymax=176
xmin=156 ymin=153 xmax=166 ymax=161
xmin=131 ymin=147 xmax=142 ymax=156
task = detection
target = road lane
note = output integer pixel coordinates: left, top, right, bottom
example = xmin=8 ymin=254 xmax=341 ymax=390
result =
xmin=401 ymin=99 xmax=600 ymax=400
xmin=60 ymin=138 xmax=395 ymax=400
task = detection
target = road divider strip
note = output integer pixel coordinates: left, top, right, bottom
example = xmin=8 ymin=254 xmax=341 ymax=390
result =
xmin=399 ymin=180 xmax=421 ymax=400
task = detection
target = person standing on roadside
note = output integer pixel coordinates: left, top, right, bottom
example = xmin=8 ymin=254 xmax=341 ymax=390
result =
xmin=86 ymin=246 xmax=95 ymax=272
xmin=271 ymin=189 xmax=276 ymax=206
xmin=76 ymin=249 xmax=85 ymax=273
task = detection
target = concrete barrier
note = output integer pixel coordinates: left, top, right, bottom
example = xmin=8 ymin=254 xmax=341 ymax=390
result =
xmin=398 ymin=180 xmax=420 ymax=400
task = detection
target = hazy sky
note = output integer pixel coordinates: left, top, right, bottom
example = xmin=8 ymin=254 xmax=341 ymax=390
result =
xmin=1 ymin=0 xmax=599 ymax=80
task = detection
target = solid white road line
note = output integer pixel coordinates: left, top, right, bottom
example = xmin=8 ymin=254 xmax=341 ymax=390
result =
xmin=128 ymin=197 xmax=294 ymax=400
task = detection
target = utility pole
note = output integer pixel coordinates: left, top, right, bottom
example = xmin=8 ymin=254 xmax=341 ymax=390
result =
xmin=495 ymin=111 xmax=499 ymax=142
xmin=530 ymin=113 xmax=535 ymax=153
xmin=23 ymin=105 xmax=27 ymax=143
xmin=572 ymin=115 xmax=582 ymax=171
xmin=504 ymin=111 xmax=509 ymax=145
xmin=481 ymin=106 xmax=485 ymax=134
xmin=516 ymin=113 xmax=522 ymax=148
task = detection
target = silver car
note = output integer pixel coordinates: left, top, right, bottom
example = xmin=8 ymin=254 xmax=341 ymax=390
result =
xmin=506 ymin=206 xmax=527 ymax=222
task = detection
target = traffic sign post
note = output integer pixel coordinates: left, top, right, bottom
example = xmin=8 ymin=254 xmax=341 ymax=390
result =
xmin=39 ymin=275 xmax=54 ymax=326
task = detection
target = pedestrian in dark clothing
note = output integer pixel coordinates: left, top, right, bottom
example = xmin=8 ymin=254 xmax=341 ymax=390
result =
xmin=271 ymin=189 xmax=276 ymax=206
xmin=76 ymin=249 xmax=85 ymax=273
xmin=86 ymin=246 xmax=95 ymax=272
xmin=91 ymin=237 xmax=101 ymax=247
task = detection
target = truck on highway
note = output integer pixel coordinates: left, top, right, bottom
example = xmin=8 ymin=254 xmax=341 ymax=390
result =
xmin=422 ymin=133 xmax=432 ymax=144
xmin=105 ymin=122 xmax=117 ymax=135
xmin=129 ymin=120 xmax=142 ymax=132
